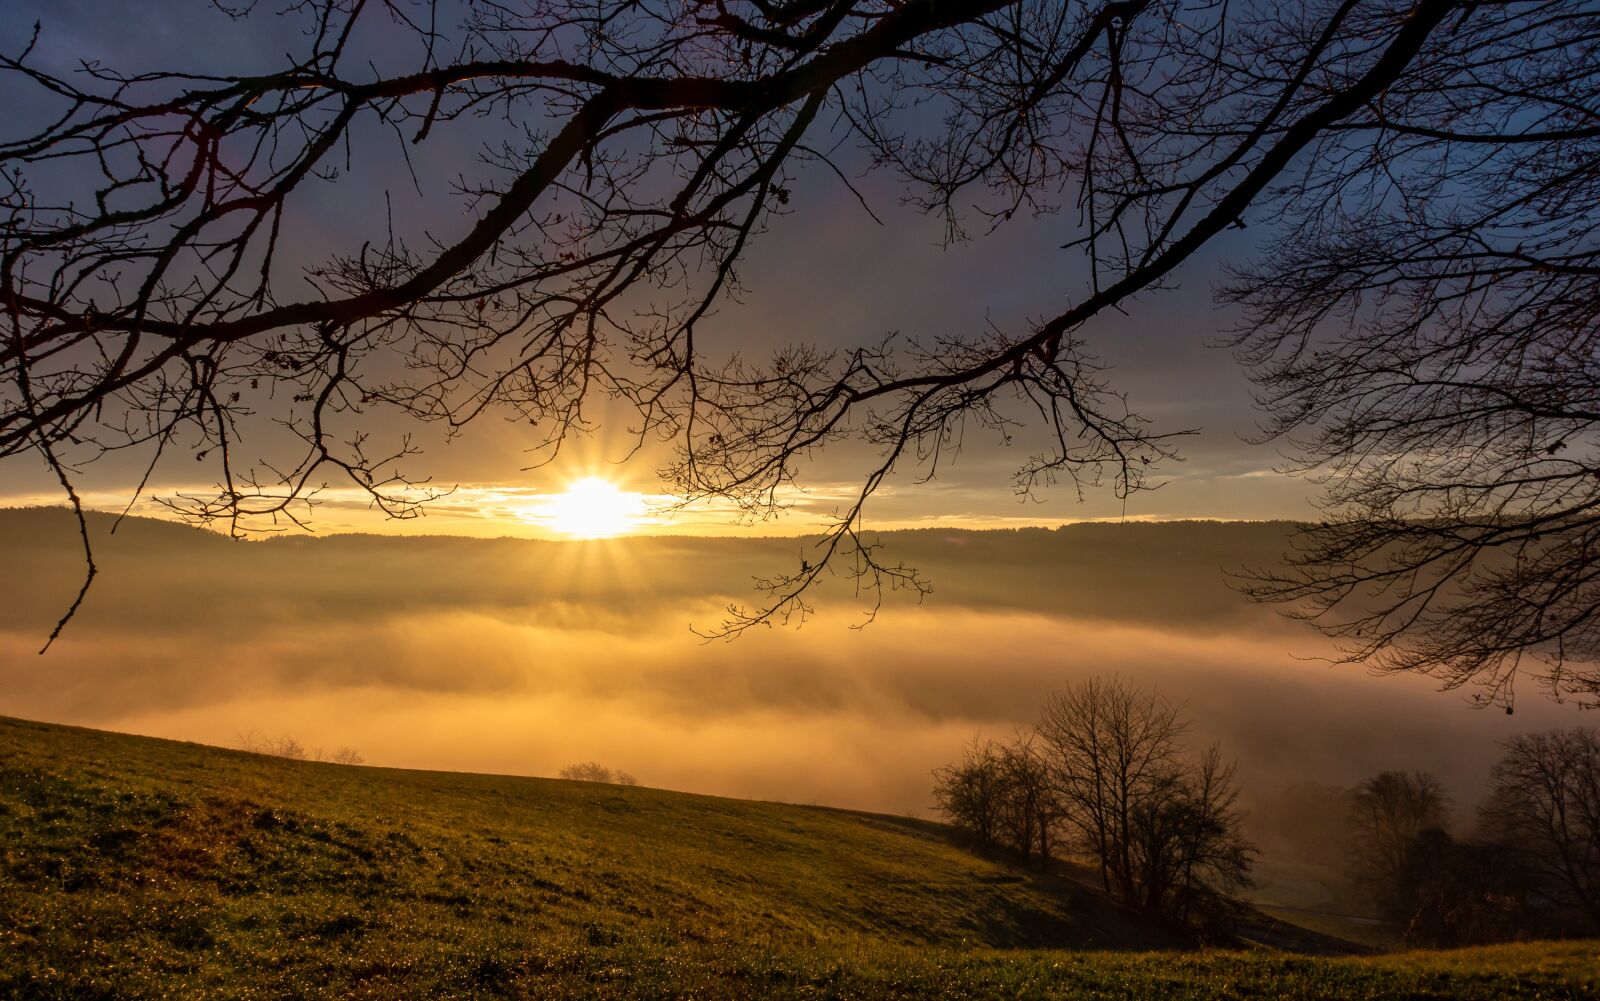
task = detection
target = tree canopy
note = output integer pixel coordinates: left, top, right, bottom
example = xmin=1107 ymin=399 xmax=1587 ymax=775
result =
xmin=4 ymin=0 xmax=1598 ymax=701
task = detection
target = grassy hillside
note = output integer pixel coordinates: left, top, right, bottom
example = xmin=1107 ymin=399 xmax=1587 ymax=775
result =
xmin=2 ymin=718 xmax=1596 ymax=998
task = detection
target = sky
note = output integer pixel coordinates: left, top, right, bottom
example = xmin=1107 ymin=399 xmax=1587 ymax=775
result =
xmin=0 ymin=0 xmax=1320 ymax=539
xmin=2 ymin=6 xmax=1594 ymax=920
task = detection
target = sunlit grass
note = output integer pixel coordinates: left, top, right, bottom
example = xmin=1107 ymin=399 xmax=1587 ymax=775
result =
xmin=2 ymin=716 xmax=1595 ymax=999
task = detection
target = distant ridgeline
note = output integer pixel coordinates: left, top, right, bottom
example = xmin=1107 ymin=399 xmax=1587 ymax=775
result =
xmin=0 ymin=507 xmax=1300 ymax=637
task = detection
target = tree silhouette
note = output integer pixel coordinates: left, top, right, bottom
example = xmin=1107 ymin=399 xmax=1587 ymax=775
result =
xmin=1481 ymin=728 xmax=1600 ymax=932
xmin=1226 ymin=5 xmax=1600 ymax=707
xmin=1033 ymin=676 xmax=1254 ymax=927
xmin=6 ymin=0 xmax=1593 ymax=683
xmin=1345 ymin=770 xmax=1448 ymax=915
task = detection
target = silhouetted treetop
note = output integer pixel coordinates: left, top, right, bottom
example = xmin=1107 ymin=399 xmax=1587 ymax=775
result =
xmin=6 ymin=0 xmax=1598 ymax=682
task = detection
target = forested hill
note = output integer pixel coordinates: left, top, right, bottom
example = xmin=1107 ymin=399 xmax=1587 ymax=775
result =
xmin=1 ymin=507 xmax=1301 ymax=635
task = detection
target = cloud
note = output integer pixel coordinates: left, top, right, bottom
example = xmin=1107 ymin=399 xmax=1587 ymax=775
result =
xmin=2 ymin=508 xmax=1589 ymax=861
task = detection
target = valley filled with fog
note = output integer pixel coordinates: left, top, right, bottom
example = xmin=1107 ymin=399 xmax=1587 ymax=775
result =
xmin=3 ymin=508 xmax=1587 ymax=910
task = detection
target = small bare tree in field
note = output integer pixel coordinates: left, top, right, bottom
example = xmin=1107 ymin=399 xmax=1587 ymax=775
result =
xmin=559 ymin=761 xmax=637 ymax=786
xmin=937 ymin=676 xmax=1254 ymax=928
xmin=325 ymin=746 xmax=366 ymax=766
xmin=237 ymin=730 xmax=364 ymax=765
xmin=1036 ymin=675 xmax=1184 ymax=898
xmin=932 ymin=734 xmax=1056 ymax=866
xmin=1125 ymin=744 xmax=1255 ymax=928
xmin=996 ymin=734 xmax=1057 ymax=868
xmin=931 ymin=738 xmax=1008 ymax=853
xmin=1036 ymin=676 xmax=1254 ymax=925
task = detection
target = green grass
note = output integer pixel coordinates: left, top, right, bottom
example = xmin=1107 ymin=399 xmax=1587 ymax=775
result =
xmin=2 ymin=716 xmax=1595 ymax=999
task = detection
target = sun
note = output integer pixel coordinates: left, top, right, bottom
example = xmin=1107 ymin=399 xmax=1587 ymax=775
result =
xmin=544 ymin=477 xmax=646 ymax=538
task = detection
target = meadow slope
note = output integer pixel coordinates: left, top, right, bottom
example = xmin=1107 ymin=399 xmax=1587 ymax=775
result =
xmin=1 ymin=716 xmax=1595 ymax=999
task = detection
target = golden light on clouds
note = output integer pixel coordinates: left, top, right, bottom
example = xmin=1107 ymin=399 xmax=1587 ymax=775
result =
xmin=5 ymin=513 xmax=1592 ymax=819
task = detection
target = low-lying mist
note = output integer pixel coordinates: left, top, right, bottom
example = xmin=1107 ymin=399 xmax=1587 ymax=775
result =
xmin=2 ymin=508 xmax=1587 ymax=906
